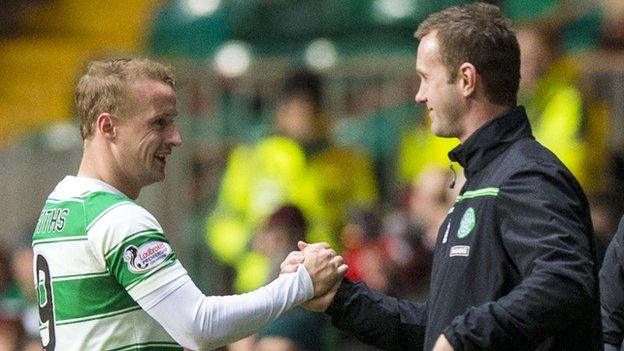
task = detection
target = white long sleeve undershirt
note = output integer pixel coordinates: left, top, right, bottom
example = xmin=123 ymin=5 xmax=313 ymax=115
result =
xmin=137 ymin=264 xmax=314 ymax=351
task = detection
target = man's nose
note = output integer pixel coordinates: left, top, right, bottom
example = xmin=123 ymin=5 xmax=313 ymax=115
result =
xmin=169 ymin=127 xmax=182 ymax=147
xmin=415 ymin=85 xmax=426 ymax=103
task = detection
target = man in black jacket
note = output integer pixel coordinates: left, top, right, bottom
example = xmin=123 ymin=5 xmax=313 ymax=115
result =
xmin=292 ymin=3 xmax=602 ymax=350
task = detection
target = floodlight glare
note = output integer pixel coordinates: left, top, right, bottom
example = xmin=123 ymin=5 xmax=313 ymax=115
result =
xmin=373 ymin=0 xmax=415 ymax=21
xmin=185 ymin=0 xmax=221 ymax=17
xmin=214 ymin=41 xmax=251 ymax=78
xmin=305 ymin=39 xmax=337 ymax=71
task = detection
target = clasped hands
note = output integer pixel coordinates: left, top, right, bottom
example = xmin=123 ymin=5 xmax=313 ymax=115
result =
xmin=279 ymin=242 xmax=453 ymax=351
xmin=280 ymin=241 xmax=347 ymax=312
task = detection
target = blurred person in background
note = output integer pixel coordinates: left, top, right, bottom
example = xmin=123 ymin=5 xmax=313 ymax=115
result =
xmin=600 ymin=0 xmax=624 ymax=48
xmin=206 ymin=69 xmax=378 ymax=294
xmin=249 ymin=205 xmax=331 ymax=351
xmin=407 ymin=167 xmax=462 ymax=253
xmin=293 ymin=3 xmax=601 ymax=350
xmin=516 ymin=25 xmax=610 ymax=194
xmin=374 ymin=166 xmax=464 ymax=302
xmin=404 ymin=167 xmax=463 ymax=296
xmin=340 ymin=209 xmax=390 ymax=295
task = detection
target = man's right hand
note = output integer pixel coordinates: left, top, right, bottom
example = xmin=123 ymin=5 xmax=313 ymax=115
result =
xmin=299 ymin=241 xmax=348 ymax=298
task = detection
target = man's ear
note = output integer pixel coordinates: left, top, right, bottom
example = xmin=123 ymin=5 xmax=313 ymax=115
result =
xmin=95 ymin=113 xmax=117 ymax=140
xmin=458 ymin=62 xmax=478 ymax=98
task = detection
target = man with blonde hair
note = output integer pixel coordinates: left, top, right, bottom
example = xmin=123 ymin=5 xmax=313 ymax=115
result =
xmin=32 ymin=58 xmax=347 ymax=350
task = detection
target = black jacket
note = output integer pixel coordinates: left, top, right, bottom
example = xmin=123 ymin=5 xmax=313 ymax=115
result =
xmin=601 ymin=216 xmax=624 ymax=349
xmin=326 ymin=106 xmax=601 ymax=350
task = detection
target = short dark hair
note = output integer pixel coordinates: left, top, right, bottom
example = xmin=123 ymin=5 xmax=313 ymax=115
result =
xmin=415 ymin=2 xmax=520 ymax=106
xmin=280 ymin=69 xmax=323 ymax=112
xmin=266 ymin=205 xmax=308 ymax=243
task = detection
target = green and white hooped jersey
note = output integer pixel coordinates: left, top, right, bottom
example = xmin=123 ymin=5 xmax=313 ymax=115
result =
xmin=32 ymin=176 xmax=187 ymax=351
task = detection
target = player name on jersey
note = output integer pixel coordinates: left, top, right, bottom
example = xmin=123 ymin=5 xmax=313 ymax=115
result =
xmin=35 ymin=208 xmax=69 ymax=233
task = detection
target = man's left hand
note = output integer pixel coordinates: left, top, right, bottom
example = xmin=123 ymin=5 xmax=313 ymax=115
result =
xmin=432 ymin=334 xmax=454 ymax=351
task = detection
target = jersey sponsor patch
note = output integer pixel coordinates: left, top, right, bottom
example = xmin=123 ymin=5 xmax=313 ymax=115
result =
xmin=450 ymin=245 xmax=470 ymax=257
xmin=123 ymin=241 xmax=171 ymax=273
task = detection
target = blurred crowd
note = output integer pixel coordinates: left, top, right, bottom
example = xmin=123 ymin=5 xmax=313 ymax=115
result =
xmin=2 ymin=0 xmax=624 ymax=350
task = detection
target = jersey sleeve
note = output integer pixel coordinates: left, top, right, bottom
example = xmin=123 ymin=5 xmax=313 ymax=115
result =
xmin=139 ymin=265 xmax=314 ymax=350
xmin=86 ymin=202 xmax=188 ymax=301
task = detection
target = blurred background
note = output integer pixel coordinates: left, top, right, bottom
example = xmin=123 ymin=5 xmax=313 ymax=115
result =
xmin=1 ymin=0 xmax=623 ymax=350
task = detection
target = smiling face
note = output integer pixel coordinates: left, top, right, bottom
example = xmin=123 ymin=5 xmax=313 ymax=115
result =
xmin=112 ymin=80 xmax=181 ymax=193
xmin=415 ymin=31 xmax=467 ymax=139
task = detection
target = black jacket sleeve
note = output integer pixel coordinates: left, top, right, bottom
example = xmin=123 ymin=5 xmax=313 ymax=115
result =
xmin=601 ymin=217 xmax=624 ymax=348
xmin=326 ymin=278 xmax=428 ymax=350
xmin=443 ymin=164 xmax=599 ymax=349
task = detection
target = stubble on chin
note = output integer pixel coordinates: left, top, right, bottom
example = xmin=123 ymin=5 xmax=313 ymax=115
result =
xmin=432 ymin=109 xmax=464 ymax=139
xmin=430 ymin=120 xmax=453 ymax=138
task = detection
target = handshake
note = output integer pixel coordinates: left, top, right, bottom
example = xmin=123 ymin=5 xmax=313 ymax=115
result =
xmin=280 ymin=241 xmax=348 ymax=312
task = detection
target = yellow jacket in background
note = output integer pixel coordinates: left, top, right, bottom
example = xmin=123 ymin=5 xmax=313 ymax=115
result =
xmin=523 ymin=58 xmax=609 ymax=194
xmin=206 ymin=136 xmax=378 ymax=292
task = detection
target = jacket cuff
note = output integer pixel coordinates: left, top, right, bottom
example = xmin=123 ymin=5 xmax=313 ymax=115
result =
xmin=325 ymin=278 xmax=354 ymax=317
xmin=443 ymin=325 xmax=463 ymax=351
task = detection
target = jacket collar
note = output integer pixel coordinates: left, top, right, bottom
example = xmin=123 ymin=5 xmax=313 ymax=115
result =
xmin=448 ymin=106 xmax=533 ymax=179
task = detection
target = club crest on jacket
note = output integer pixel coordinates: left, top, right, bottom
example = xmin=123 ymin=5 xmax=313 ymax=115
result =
xmin=457 ymin=207 xmax=476 ymax=239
